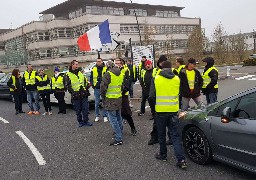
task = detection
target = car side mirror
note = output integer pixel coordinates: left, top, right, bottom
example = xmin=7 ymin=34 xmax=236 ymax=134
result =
xmin=221 ymin=107 xmax=231 ymax=123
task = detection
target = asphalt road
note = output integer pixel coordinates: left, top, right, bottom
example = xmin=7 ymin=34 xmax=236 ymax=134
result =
xmin=0 ymin=66 xmax=256 ymax=179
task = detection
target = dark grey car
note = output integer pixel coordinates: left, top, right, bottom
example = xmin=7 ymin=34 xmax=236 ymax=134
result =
xmin=179 ymin=87 xmax=256 ymax=174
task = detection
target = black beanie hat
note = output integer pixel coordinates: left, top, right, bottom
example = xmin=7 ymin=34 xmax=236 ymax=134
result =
xmin=157 ymin=55 xmax=168 ymax=68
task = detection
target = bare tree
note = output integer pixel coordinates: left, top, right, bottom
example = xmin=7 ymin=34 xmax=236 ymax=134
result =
xmin=186 ymin=26 xmax=204 ymax=60
xmin=212 ymin=23 xmax=228 ymax=64
xmin=142 ymin=20 xmax=155 ymax=46
xmin=228 ymin=32 xmax=247 ymax=62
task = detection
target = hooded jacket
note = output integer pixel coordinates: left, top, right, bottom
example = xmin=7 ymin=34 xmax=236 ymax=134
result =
xmin=202 ymin=58 xmax=218 ymax=94
xmin=149 ymin=68 xmax=176 ymax=106
xmin=100 ymin=66 xmax=125 ymax=111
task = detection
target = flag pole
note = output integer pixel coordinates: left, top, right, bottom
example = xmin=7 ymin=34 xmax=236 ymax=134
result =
xmin=130 ymin=0 xmax=142 ymax=46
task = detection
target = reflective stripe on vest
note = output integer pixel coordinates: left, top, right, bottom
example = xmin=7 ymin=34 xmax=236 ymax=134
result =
xmin=66 ymin=71 xmax=86 ymax=92
xmin=186 ymin=70 xmax=195 ymax=90
xmin=92 ymin=66 xmax=107 ymax=86
xmin=155 ymin=75 xmax=180 ymax=112
xmin=202 ymin=66 xmax=219 ymax=89
xmin=37 ymin=75 xmax=50 ymax=91
xmin=176 ymin=65 xmax=185 ymax=74
xmin=24 ymin=71 xmax=36 ymax=85
xmin=51 ymin=76 xmax=64 ymax=90
xmin=10 ymin=76 xmax=16 ymax=92
xmin=106 ymin=71 xmax=124 ymax=99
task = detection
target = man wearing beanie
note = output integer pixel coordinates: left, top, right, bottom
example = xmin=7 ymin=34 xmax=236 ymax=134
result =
xmin=51 ymin=67 xmax=66 ymax=114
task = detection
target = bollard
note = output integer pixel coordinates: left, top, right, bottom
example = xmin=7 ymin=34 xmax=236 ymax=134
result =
xmin=226 ymin=66 xmax=230 ymax=77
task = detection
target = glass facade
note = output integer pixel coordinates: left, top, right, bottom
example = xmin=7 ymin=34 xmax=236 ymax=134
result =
xmin=129 ymin=9 xmax=147 ymax=16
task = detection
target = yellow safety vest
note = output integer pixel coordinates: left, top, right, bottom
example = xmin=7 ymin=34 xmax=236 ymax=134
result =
xmin=66 ymin=71 xmax=87 ymax=92
xmin=155 ymin=75 xmax=180 ymax=112
xmin=202 ymin=66 xmax=218 ymax=89
xmin=121 ymin=67 xmax=130 ymax=96
xmin=36 ymin=75 xmax=50 ymax=91
xmin=106 ymin=71 xmax=124 ymax=99
xmin=51 ymin=75 xmax=64 ymax=90
xmin=138 ymin=62 xmax=143 ymax=79
xmin=132 ymin=65 xmax=137 ymax=79
xmin=24 ymin=71 xmax=36 ymax=85
xmin=92 ymin=66 xmax=107 ymax=86
xmin=9 ymin=76 xmax=16 ymax=92
xmin=176 ymin=65 xmax=185 ymax=74
xmin=186 ymin=70 xmax=195 ymax=90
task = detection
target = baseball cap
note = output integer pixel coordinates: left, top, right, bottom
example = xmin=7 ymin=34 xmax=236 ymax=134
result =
xmin=187 ymin=58 xmax=199 ymax=65
xmin=145 ymin=60 xmax=152 ymax=66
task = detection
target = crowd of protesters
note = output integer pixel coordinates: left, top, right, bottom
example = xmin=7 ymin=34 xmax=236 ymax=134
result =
xmin=6 ymin=55 xmax=219 ymax=169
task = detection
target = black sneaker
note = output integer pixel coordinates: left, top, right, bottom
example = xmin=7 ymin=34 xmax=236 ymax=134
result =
xmin=155 ymin=153 xmax=167 ymax=162
xmin=131 ymin=128 xmax=137 ymax=136
xmin=138 ymin=112 xmax=144 ymax=116
xmin=148 ymin=138 xmax=158 ymax=145
xmin=176 ymin=160 xmax=188 ymax=169
xmin=19 ymin=111 xmax=25 ymax=113
xmin=110 ymin=140 xmax=123 ymax=146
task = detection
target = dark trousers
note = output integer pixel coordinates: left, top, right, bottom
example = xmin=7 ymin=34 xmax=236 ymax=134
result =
xmin=40 ymin=92 xmax=52 ymax=112
xmin=206 ymin=92 xmax=218 ymax=105
xmin=54 ymin=92 xmax=66 ymax=113
xmin=156 ymin=113 xmax=185 ymax=161
xmin=13 ymin=93 xmax=23 ymax=112
xmin=150 ymin=118 xmax=172 ymax=141
xmin=121 ymin=95 xmax=136 ymax=130
xmin=73 ymin=97 xmax=89 ymax=123
xmin=140 ymin=93 xmax=155 ymax=116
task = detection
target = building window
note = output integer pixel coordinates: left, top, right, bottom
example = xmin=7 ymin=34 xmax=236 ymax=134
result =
xmin=129 ymin=9 xmax=147 ymax=16
xmin=86 ymin=6 xmax=124 ymax=15
xmin=69 ymin=8 xmax=83 ymax=19
xmin=155 ymin=10 xmax=179 ymax=17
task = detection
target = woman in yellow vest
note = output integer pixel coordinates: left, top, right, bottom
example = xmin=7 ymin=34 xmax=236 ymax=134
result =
xmin=7 ymin=69 xmax=25 ymax=115
xmin=51 ymin=67 xmax=66 ymax=114
xmin=36 ymin=68 xmax=52 ymax=115
xmin=202 ymin=57 xmax=218 ymax=105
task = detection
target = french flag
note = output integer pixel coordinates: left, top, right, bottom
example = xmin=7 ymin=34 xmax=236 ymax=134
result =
xmin=77 ymin=20 xmax=112 ymax=51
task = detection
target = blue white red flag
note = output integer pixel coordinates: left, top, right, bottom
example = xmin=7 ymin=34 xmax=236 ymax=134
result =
xmin=77 ymin=20 xmax=112 ymax=51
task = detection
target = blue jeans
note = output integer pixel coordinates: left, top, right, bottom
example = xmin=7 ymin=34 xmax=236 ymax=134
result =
xmin=156 ymin=113 xmax=186 ymax=162
xmin=129 ymin=82 xmax=135 ymax=98
xmin=27 ymin=90 xmax=40 ymax=111
xmin=107 ymin=110 xmax=123 ymax=141
xmin=206 ymin=93 xmax=218 ymax=105
xmin=73 ymin=97 xmax=89 ymax=123
xmin=94 ymin=88 xmax=107 ymax=117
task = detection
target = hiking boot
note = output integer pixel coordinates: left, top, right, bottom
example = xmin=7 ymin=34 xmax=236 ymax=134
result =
xmin=148 ymin=138 xmax=158 ymax=145
xmin=176 ymin=160 xmax=188 ymax=169
xmin=27 ymin=111 xmax=33 ymax=115
xmin=155 ymin=153 xmax=167 ymax=162
xmin=110 ymin=140 xmax=123 ymax=146
xmin=131 ymin=128 xmax=137 ymax=136
xmin=138 ymin=112 xmax=144 ymax=116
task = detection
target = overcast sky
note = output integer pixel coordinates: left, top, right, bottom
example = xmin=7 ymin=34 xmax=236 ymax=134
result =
xmin=1 ymin=0 xmax=255 ymax=37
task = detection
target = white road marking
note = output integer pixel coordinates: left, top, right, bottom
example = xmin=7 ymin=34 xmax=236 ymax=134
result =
xmin=235 ymin=75 xmax=255 ymax=80
xmin=16 ymin=131 xmax=46 ymax=166
xmin=0 ymin=117 xmax=9 ymax=124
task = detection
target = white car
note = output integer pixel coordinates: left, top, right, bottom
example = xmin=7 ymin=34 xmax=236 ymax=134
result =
xmin=50 ymin=72 xmax=95 ymax=105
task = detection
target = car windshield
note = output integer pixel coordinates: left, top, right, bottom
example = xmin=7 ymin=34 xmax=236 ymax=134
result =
xmin=0 ymin=74 xmax=11 ymax=83
xmin=0 ymin=73 xmax=5 ymax=80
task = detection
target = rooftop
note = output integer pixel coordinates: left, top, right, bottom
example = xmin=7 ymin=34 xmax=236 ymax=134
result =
xmin=40 ymin=0 xmax=184 ymax=15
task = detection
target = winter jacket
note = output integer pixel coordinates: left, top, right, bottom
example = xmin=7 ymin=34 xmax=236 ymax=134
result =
xmin=127 ymin=64 xmax=137 ymax=82
xmin=140 ymin=69 xmax=153 ymax=96
xmin=100 ymin=66 xmax=124 ymax=111
xmin=202 ymin=58 xmax=218 ymax=94
xmin=65 ymin=69 xmax=90 ymax=100
xmin=179 ymin=68 xmax=203 ymax=98
xmin=90 ymin=65 xmax=106 ymax=89
xmin=149 ymin=68 xmax=177 ymax=107
xmin=7 ymin=76 xmax=24 ymax=94
xmin=22 ymin=70 xmax=39 ymax=91
xmin=36 ymin=74 xmax=51 ymax=94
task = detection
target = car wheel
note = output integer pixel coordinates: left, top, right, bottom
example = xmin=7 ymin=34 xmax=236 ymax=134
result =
xmin=183 ymin=127 xmax=212 ymax=165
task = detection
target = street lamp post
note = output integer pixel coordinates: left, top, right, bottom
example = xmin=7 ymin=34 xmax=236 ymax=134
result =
xmin=130 ymin=0 xmax=142 ymax=46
